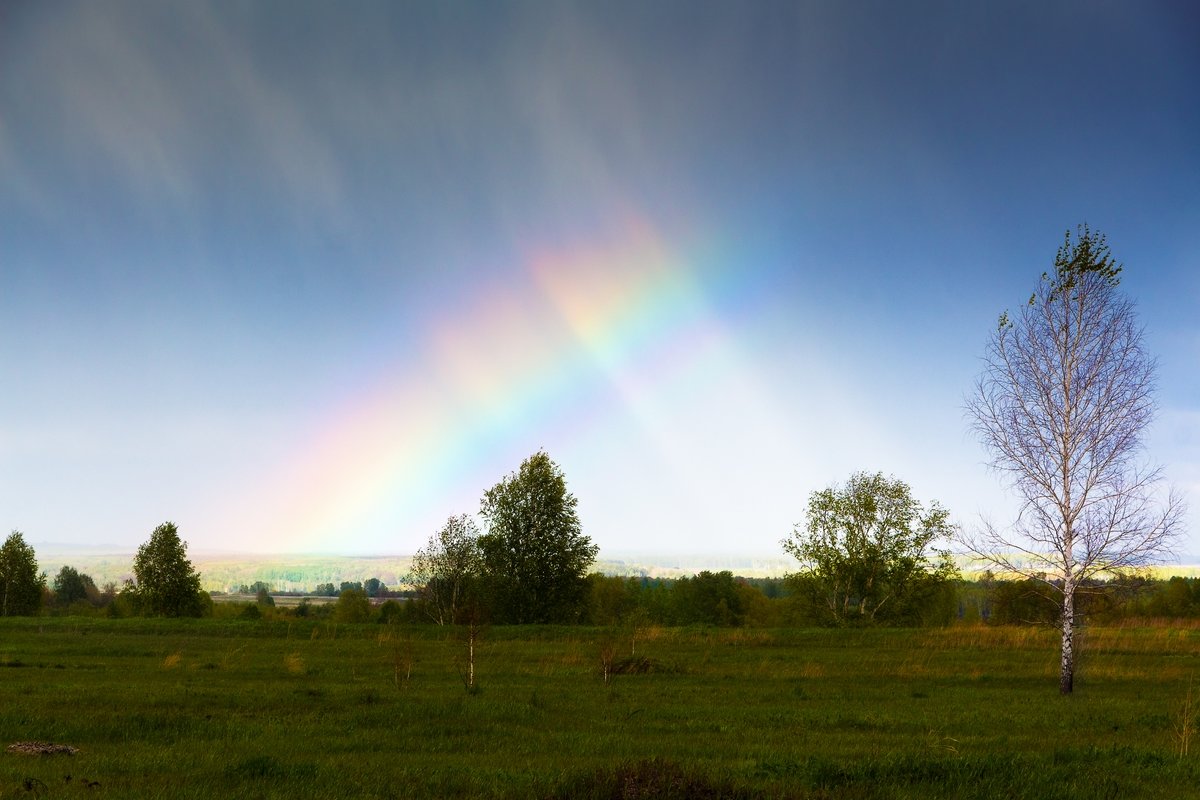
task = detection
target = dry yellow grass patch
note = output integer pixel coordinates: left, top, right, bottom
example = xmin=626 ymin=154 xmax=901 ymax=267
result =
xmin=798 ymin=662 xmax=826 ymax=679
xmin=718 ymin=629 xmax=773 ymax=646
xmin=922 ymin=625 xmax=1053 ymax=651
xmin=284 ymin=652 xmax=305 ymax=675
xmin=161 ymin=652 xmax=182 ymax=669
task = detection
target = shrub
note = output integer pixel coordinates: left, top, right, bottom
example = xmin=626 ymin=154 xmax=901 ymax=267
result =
xmin=334 ymin=589 xmax=372 ymax=623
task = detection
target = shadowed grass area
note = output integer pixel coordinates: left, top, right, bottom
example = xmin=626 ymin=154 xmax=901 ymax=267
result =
xmin=1 ymin=619 xmax=1199 ymax=797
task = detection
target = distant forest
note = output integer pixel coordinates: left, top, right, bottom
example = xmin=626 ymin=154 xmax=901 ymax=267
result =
xmin=26 ymin=558 xmax=1200 ymax=629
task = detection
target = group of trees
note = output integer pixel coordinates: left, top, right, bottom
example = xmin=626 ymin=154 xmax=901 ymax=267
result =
xmin=0 ymin=522 xmax=209 ymax=618
xmin=413 ymin=450 xmax=599 ymax=625
xmin=586 ymin=572 xmax=793 ymax=628
xmin=301 ymin=579 xmax=389 ymax=598
xmin=774 ymin=226 xmax=1183 ymax=693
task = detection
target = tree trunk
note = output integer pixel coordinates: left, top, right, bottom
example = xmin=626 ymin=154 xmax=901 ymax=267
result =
xmin=467 ymin=622 xmax=476 ymax=690
xmin=1060 ymin=585 xmax=1075 ymax=694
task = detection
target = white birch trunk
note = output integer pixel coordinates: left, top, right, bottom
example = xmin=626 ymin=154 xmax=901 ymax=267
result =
xmin=1060 ymin=583 xmax=1074 ymax=694
xmin=468 ymin=626 xmax=475 ymax=690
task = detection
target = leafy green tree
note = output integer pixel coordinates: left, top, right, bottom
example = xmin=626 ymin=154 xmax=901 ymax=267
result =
xmin=1149 ymin=577 xmax=1197 ymax=617
xmin=334 ymin=588 xmax=372 ymax=623
xmin=377 ymin=599 xmax=406 ymax=624
xmin=412 ymin=515 xmax=483 ymax=625
xmin=783 ymin=472 xmax=958 ymax=625
xmin=0 ymin=531 xmax=46 ymax=616
xmin=132 ymin=521 xmax=206 ymax=617
xmin=364 ymin=577 xmax=387 ymax=597
xmin=672 ymin=571 xmax=745 ymax=626
xmin=585 ymin=574 xmax=636 ymax=626
xmin=255 ymin=587 xmax=275 ymax=607
xmin=53 ymin=565 xmax=97 ymax=606
xmin=479 ymin=450 xmax=598 ymax=624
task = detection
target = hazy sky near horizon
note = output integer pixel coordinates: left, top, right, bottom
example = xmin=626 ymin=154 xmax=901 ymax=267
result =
xmin=2 ymin=1 xmax=1197 ymax=557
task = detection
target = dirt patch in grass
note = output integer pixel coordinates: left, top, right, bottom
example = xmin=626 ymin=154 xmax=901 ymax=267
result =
xmin=6 ymin=742 xmax=79 ymax=756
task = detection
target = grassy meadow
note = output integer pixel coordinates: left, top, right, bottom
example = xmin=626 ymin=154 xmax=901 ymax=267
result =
xmin=3 ymin=619 xmax=1200 ymax=798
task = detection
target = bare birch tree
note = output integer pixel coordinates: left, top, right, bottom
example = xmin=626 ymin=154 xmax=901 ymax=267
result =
xmin=965 ymin=225 xmax=1185 ymax=694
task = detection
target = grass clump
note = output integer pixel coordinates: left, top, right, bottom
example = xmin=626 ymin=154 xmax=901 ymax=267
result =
xmin=609 ymin=655 xmax=682 ymax=675
xmin=550 ymin=758 xmax=750 ymax=799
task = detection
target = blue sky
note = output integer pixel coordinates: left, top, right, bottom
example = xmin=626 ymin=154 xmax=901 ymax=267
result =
xmin=1 ymin=1 xmax=1197 ymax=557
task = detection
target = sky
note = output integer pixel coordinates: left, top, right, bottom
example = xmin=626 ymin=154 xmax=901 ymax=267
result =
xmin=1 ymin=1 xmax=1197 ymax=558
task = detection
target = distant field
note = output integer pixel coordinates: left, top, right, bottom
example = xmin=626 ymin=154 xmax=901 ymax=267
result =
xmin=35 ymin=548 xmax=1200 ymax=596
xmin=30 ymin=554 xmax=418 ymax=594
xmin=30 ymin=552 xmax=800 ymax=593
xmin=3 ymin=620 xmax=1200 ymax=798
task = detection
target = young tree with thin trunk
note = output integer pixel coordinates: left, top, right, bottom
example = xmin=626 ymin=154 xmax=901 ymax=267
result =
xmin=411 ymin=514 xmax=483 ymax=625
xmin=965 ymin=225 xmax=1184 ymax=694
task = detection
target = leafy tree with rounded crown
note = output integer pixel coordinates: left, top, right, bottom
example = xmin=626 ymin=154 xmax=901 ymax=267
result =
xmin=479 ymin=450 xmax=598 ymax=624
xmin=0 ymin=531 xmax=46 ymax=616
xmin=132 ymin=521 xmax=206 ymax=617
xmin=783 ymin=472 xmax=957 ymax=625
xmin=334 ymin=587 xmax=372 ymax=623
xmin=965 ymin=225 xmax=1183 ymax=693
xmin=53 ymin=565 xmax=97 ymax=606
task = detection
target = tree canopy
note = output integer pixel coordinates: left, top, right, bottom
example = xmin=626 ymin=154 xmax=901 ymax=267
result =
xmin=783 ymin=472 xmax=957 ymax=625
xmin=0 ymin=531 xmax=46 ymax=616
xmin=412 ymin=514 xmax=483 ymax=625
xmin=132 ymin=521 xmax=206 ymax=617
xmin=53 ymin=565 xmax=97 ymax=606
xmin=479 ymin=450 xmax=598 ymax=624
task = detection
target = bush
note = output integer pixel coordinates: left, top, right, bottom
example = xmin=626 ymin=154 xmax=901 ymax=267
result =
xmin=334 ymin=589 xmax=372 ymax=623
xmin=376 ymin=600 xmax=406 ymax=624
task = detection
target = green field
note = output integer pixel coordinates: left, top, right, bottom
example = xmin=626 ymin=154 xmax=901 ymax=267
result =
xmin=3 ymin=620 xmax=1200 ymax=798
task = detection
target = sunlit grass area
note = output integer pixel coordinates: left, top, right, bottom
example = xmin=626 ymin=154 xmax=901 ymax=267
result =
xmin=2 ymin=620 xmax=1200 ymax=798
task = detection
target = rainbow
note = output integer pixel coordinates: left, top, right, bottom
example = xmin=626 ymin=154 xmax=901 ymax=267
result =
xmin=225 ymin=218 xmax=737 ymax=553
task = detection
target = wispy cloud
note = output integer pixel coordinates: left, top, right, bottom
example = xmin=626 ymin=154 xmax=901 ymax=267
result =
xmin=4 ymin=2 xmax=348 ymax=231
